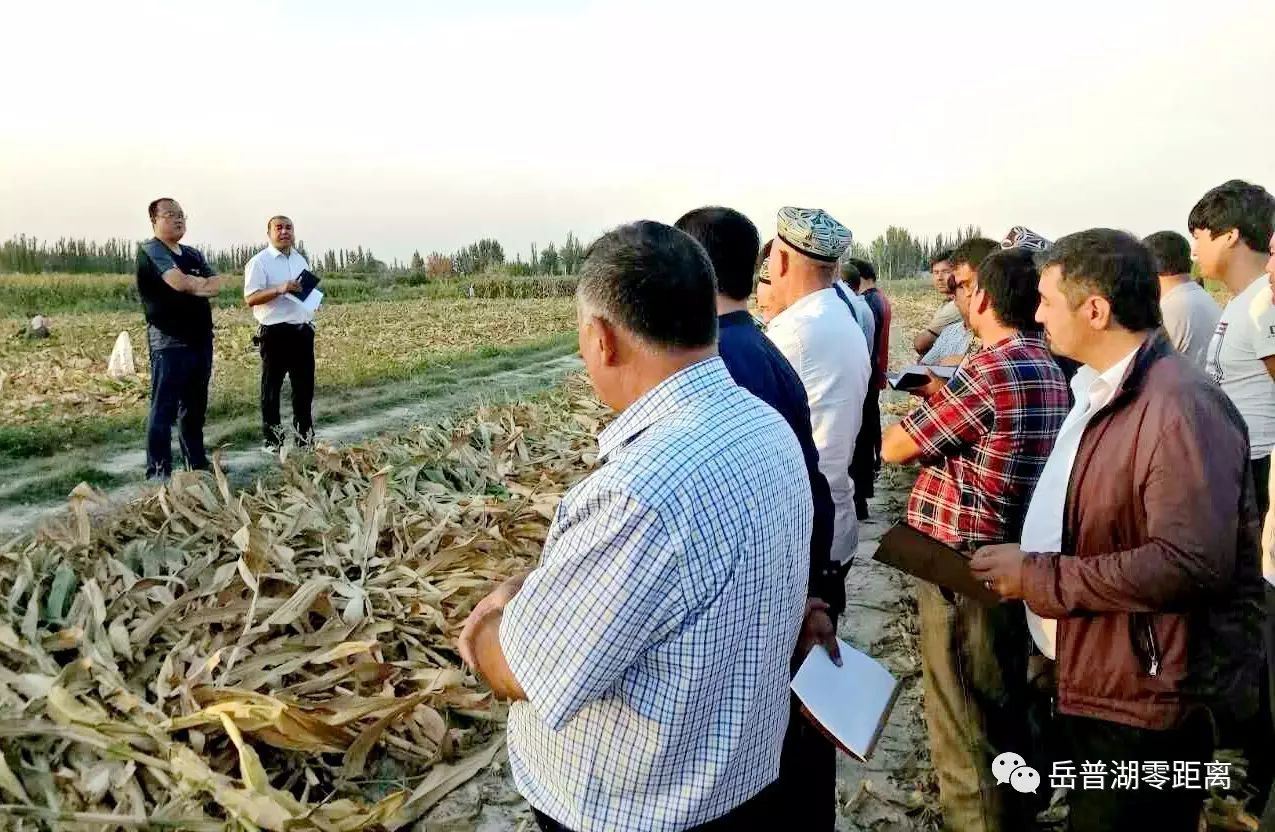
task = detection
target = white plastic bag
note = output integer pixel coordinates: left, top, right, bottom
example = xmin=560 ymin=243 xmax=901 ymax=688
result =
xmin=106 ymin=331 xmax=136 ymax=378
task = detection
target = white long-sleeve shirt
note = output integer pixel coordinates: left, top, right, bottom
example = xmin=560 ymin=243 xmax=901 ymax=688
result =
xmin=243 ymin=246 xmax=315 ymax=326
xmin=768 ymin=287 xmax=872 ymax=562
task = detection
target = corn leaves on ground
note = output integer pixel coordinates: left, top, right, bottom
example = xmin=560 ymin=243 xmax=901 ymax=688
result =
xmin=0 ymin=378 xmax=609 ymax=831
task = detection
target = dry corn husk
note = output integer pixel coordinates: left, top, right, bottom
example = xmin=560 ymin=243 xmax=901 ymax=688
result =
xmin=0 ymin=377 xmax=608 ymax=830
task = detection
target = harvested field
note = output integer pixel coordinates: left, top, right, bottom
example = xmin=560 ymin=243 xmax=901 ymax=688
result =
xmin=0 ymin=379 xmax=607 ymax=830
xmin=0 ymin=298 xmax=578 ymax=430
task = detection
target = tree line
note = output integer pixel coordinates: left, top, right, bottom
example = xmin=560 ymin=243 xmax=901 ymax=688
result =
xmin=848 ymin=224 xmax=984 ymax=280
xmin=0 ymin=225 xmax=983 ymax=280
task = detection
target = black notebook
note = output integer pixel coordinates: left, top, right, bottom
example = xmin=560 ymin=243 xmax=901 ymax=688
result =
xmin=290 ymin=269 xmax=321 ymax=301
xmin=872 ymin=523 xmax=1001 ymax=606
xmin=886 ymin=364 xmax=957 ymax=392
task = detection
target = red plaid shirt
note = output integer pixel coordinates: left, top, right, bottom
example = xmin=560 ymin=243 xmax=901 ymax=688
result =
xmin=901 ymin=332 xmax=1070 ymax=548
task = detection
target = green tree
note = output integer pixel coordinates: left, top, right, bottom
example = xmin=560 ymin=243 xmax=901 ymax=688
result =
xmin=539 ymin=242 xmax=559 ymax=275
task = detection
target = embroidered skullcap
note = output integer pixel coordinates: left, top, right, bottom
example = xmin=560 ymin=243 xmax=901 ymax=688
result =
xmin=776 ymin=207 xmax=853 ymax=262
xmin=1001 ymin=226 xmax=1052 ymax=252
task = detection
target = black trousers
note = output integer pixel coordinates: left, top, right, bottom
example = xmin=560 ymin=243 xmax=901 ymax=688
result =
xmin=851 ymin=391 xmax=882 ymax=518
xmin=259 ymin=323 xmax=315 ymax=446
xmin=773 ymin=578 xmax=850 ymax=832
xmin=1061 ymin=710 xmax=1213 ymax=832
xmin=1244 ymin=454 xmax=1275 ymax=830
xmin=532 ymin=784 xmax=776 ymax=832
xmin=146 ymin=338 xmax=212 ymax=479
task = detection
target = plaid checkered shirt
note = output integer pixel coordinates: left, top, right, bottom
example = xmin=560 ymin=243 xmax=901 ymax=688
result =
xmin=499 ymin=357 xmax=813 ymax=831
xmin=900 ymin=332 xmax=1070 ymax=548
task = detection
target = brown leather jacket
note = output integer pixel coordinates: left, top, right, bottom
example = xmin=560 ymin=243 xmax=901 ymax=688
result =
xmin=1021 ymin=332 xmax=1265 ymax=730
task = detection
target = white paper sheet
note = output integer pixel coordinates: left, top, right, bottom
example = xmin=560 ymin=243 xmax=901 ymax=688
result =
xmin=791 ymin=637 xmax=900 ymax=761
xmin=300 ymin=287 xmax=323 ymax=314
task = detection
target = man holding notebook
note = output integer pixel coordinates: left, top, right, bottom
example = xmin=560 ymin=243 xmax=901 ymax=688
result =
xmin=244 ymin=215 xmax=319 ymax=450
xmin=973 ymin=229 xmax=1264 ymax=832
xmin=880 ymin=241 xmax=1069 ymax=832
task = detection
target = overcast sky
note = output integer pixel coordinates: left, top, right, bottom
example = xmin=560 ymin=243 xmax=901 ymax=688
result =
xmin=2 ymin=0 xmax=1273 ymax=262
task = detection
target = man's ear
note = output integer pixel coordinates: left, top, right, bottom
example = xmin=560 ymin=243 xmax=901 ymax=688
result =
xmin=593 ymin=315 xmax=622 ymax=367
xmin=1086 ymin=296 xmax=1113 ymax=332
xmin=973 ymin=286 xmax=990 ymax=317
xmin=777 ymin=248 xmax=790 ymax=279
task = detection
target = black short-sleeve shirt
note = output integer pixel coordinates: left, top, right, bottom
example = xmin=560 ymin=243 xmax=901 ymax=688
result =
xmin=136 ymin=238 xmax=217 ymax=345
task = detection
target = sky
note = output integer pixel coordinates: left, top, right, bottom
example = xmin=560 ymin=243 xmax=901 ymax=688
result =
xmin=1 ymin=0 xmax=1274 ymax=263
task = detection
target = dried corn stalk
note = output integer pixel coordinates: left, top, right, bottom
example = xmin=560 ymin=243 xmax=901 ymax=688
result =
xmin=0 ymin=377 xmax=608 ymax=830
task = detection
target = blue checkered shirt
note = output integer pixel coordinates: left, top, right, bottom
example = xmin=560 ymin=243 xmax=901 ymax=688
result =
xmin=499 ymin=357 xmax=813 ymax=831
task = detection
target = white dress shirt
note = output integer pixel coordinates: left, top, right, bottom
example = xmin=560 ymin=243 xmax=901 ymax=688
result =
xmin=767 ymin=287 xmax=872 ymax=563
xmin=1020 ymin=346 xmax=1140 ymax=658
xmin=243 ymin=246 xmax=315 ymax=326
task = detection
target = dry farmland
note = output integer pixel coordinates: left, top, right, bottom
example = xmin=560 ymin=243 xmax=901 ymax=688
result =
xmin=0 ymin=296 xmax=578 ymax=430
xmin=1 ymin=274 xmax=1257 ymax=831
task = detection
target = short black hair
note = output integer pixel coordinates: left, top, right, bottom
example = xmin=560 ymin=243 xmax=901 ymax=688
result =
xmin=848 ymin=258 xmax=877 ymax=282
xmin=1187 ymin=179 xmax=1275 ymax=253
xmin=839 ymin=259 xmax=862 ymax=291
xmin=1040 ymin=229 xmax=1161 ymax=332
xmin=674 ymin=206 xmax=760 ymax=302
xmin=949 ymin=238 xmax=1000 ymax=271
xmin=268 ymin=215 xmax=293 ymax=229
xmin=1141 ymin=231 xmax=1192 ymax=276
xmin=977 ymin=248 xmax=1043 ymax=332
xmin=578 ymin=221 xmax=717 ymax=349
xmin=930 ymin=248 xmax=955 ymax=268
xmin=148 ymin=197 xmax=177 ymax=223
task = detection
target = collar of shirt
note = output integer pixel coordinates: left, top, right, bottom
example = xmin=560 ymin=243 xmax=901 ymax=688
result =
xmin=268 ymin=246 xmax=295 ymax=259
xmin=1071 ymin=344 xmax=1140 ymax=415
xmin=597 ymin=357 xmax=728 ymax=462
xmin=769 ymin=286 xmax=839 ymax=330
xmin=718 ymin=310 xmax=757 ymax=331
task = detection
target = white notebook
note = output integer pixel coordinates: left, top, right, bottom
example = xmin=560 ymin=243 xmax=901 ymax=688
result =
xmin=791 ymin=638 xmax=903 ymax=762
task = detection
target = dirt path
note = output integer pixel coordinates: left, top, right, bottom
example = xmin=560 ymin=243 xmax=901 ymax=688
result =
xmin=416 ymin=464 xmax=938 ymax=832
xmin=0 ymin=351 xmax=583 ymax=537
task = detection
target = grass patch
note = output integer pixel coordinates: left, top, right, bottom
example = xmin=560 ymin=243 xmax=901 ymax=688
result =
xmin=4 ymin=466 xmax=125 ymax=505
xmin=0 ymin=332 xmax=577 ymax=465
xmin=0 ymin=272 xmax=579 ymax=317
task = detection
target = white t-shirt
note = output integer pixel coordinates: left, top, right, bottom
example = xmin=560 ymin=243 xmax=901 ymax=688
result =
xmin=767 ymin=288 xmax=872 ymax=563
xmin=1160 ymin=281 xmax=1221 ymax=369
xmin=243 ymin=247 xmax=316 ymax=326
xmin=1205 ymin=275 xmax=1275 ymax=458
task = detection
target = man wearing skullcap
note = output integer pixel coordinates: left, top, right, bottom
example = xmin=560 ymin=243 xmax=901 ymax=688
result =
xmin=1001 ymin=225 xmax=1052 ymax=253
xmin=766 ymin=208 xmax=872 ymax=569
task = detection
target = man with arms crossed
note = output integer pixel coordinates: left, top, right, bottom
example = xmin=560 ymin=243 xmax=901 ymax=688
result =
xmin=136 ymin=197 xmax=222 ymax=480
